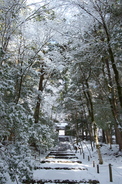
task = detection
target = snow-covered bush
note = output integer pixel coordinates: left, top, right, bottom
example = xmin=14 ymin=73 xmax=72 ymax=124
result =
xmin=0 ymin=142 xmax=33 ymax=184
xmin=29 ymin=116 xmax=58 ymax=153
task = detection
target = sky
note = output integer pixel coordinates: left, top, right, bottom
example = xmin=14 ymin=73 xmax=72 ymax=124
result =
xmin=27 ymin=0 xmax=43 ymax=4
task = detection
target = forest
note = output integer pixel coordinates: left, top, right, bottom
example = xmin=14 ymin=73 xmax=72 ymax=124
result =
xmin=0 ymin=0 xmax=122 ymax=183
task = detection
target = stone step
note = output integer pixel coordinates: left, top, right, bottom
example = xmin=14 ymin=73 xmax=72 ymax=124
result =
xmin=25 ymin=149 xmax=99 ymax=184
xmin=34 ymin=166 xmax=87 ymax=170
xmin=41 ymin=160 xmax=82 ymax=164
xmin=49 ymin=151 xmax=75 ymax=156
xmin=46 ymin=155 xmax=78 ymax=159
xmin=23 ymin=179 xmax=100 ymax=183
xmin=38 ymin=162 xmax=85 ymax=169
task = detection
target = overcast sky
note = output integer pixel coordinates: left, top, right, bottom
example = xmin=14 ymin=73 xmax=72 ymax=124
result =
xmin=27 ymin=0 xmax=43 ymax=5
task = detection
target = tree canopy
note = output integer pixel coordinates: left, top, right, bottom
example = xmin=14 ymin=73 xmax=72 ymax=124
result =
xmin=0 ymin=0 xmax=122 ymax=182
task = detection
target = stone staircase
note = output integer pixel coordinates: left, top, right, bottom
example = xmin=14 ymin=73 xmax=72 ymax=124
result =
xmin=23 ymin=148 xmax=100 ymax=184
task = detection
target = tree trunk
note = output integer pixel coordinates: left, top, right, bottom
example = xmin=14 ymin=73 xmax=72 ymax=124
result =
xmin=84 ymin=78 xmax=103 ymax=163
xmin=103 ymin=58 xmax=122 ymax=150
xmin=75 ymin=117 xmax=79 ymax=145
xmin=34 ymin=66 xmax=44 ymax=123
xmin=82 ymin=127 xmax=85 ymax=140
xmin=114 ymin=122 xmax=122 ymax=151
xmin=85 ymin=129 xmax=88 ymax=141
xmin=101 ymin=16 xmax=122 ymax=108
xmin=105 ymin=129 xmax=112 ymax=149
xmin=14 ymin=75 xmax=23 ymax=104
xmin=102 ymin=129 xmax=106 ymax=143
xmin=95 ymin=127 xmax=103 ymax=164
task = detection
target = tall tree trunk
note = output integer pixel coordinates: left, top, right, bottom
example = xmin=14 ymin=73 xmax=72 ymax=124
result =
xmin=102 ymin=129 xmax=106 ymax=143
xmin=77 ymin=0 xmax=122 ymax=107
xmin=82 ymin=127 xmax=85 ymax=140
xmin=114 ymin=123 xmax=122 ymax=151
xmin=101 ymin=15 xmax=122 ymax=108
xmin=105 ymin=129 xmax=112 ymax=149
xmin=83 ymin=79 xmax=103 ymax=164
xmin=15 ymin=75 xmax=23 ymax=104
xmin=34 ymin=66 xmax=44 ymax=123
xmin=103 ymin=59 xmax=122 ymax=151
xmin=95 ymin=127 xmax=103 ymax=164
xmin=75 ymin=113 xmax=79 ymax=145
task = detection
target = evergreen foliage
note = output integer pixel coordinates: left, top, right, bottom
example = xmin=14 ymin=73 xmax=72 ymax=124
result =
xmin=0 ymin=0 xmax=122 ymax=182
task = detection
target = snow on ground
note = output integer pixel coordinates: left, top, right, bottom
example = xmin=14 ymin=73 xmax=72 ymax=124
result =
xmin=6 ymin=142 xmax=122 ymax=183
xmin=76 ymin=142 xmax=122 ymax=184
xmin=33 ymin=169 xmax=98 ymax=182
xmin=32 ymin=142 xmax=122 ymax=184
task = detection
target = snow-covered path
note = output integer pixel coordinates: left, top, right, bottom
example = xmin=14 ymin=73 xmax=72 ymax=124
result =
xmin=30 ymin=142 xmax=122 ymax=184
xmin=32 ymin=149 xmax=99 ymax=183
xmin=6 ymin=140 xmax=122 ymax=184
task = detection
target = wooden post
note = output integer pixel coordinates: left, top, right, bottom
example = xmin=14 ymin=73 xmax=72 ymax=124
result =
xmin=39 ymin=150 xmax=41 ymax=162
xmin=97 ymin=164 xmax=99 ymax=173
xmin=88 ymin=156 xmax=90 ymax=161
xmin=109 ymin=164 xmax=113 ymax=182
xmin=83 ymin=152 xmax=85 ymax=159
xmin=80 ymin=148 xmax=82 ymax=155
xmin=93 ymin=161 xmax=95 ymax=167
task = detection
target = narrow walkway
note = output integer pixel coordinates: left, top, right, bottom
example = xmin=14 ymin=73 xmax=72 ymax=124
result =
xmin=23 ymin=139 xmax=100 ymax=183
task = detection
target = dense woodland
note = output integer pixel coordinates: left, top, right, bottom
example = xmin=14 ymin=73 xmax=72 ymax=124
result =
xmin=0 ymin=0 xmax=122 ymax=183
